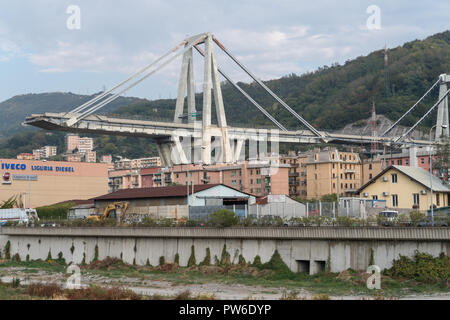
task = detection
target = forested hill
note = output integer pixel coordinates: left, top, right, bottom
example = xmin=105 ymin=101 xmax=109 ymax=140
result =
xmin=113 ymin=30 xmax=450 ymax=131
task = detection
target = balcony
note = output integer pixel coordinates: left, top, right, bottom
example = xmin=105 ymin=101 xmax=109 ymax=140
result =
xmin=289 ymin=172 xmax=299 ymax=177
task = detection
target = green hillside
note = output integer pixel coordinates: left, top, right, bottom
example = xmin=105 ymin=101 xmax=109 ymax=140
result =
xmin=0 ymin=30 xmax=448 ymax=160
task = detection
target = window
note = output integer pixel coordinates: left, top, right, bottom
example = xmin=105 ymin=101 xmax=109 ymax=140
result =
xmin=369 ymin=164 xmax=372 ymax=170
xmin=372 ymin=195 xmax=378 ymax=200
xmin=391 ymin=173 xmax=398 ymax=183
xmin=232 ymin=180 xmax=237 ymax=185
xmin=315 ymin=164 xmax=317 ymax=170
xmin=333 ymin=183 xmax=336 ymax=189
xmin=413 ymin=194 xmax=420 ymax=206
xmin=392 ymin=194 xmax=398 ymax=207
xmin=369 ymin=174 xmax=373 ymax=180
xmin=406 ymin=159 xmax=409 ymax=165
xmin=250 ymin=179 xmax=253 ymax=185
xmin=436 ymin=194 xmax=440 ymax=206
xmin=250 ymin=170 xmax=253 ymax=175
xmin=315 ymin=174 xmax=317 ymax=180
xmin=397 ymin=160 xmax=402 ymax=165
xmin=421 ymin=158 xmax=425 ymax=164
xmin=332 ymin=163 xmax=335 ymax=169
xmin=332 ymin=173 xmax=336 ymax=178
xmin=256 ymin=179 xmax=261 ymax=184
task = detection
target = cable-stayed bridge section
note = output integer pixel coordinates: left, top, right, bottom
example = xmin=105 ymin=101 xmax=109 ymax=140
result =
xmin=24 ymin=32 xmax=449 ymax=166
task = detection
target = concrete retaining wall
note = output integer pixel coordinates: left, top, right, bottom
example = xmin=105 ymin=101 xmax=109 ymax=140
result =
xmin=0 ymin=227 xmax=448 ymax=274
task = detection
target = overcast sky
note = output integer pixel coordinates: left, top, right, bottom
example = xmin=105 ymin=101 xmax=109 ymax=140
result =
xmin=0 ymin=1 xmax=448 ymax=102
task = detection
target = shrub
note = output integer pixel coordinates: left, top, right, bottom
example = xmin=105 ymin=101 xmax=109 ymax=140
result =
xmin=159 ymin=256 xmax=165 ymax=266
xmin=261 ymin=250 xmax=291 ymax=275
xmin=200 ymin=248 xmax=211 ymax=266
xmin=65 ymin=286 xmax=141 ymax=300
xmin=27 ymin=283 xmax=63 ymax=298
xmin=385 ymin=251 xmax=449 ymax=284
xmin=409 ymin=211 xmax=425 ymax=226
xmin=208 ymin=209 xmax=239 ymax=227
xmin=4 ymin=241 xmax=11 ymax=260
xmin=220 ymin=245 xmax=231 ymax=266
xmin=187 ymin=245 xmax=196 ymax=267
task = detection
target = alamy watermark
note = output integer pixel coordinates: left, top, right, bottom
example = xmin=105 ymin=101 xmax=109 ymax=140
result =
xmin=366 ymin=5 xmax=381 ymax=30
xmin=366 ymin=265 xmax=381 ymax=290
xmin=65 ymin=264 xmax=81 ymax=289
xmin=66 ymin=5 xmax=81 ymax=30
xmin=170 ymin=121 xmax=281 ymax=174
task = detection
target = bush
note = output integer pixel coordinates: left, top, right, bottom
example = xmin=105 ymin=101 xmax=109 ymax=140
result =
xmin=27 ymin=283 xmax=63 ymax=298
xmin=385 ymin=251 xmax=449 ymax=284
xmin=208 ymin=209 xmax=239 ymax=227
xmin=36 ymin=201 xmax=75 ymax=219
xmin=409 ymin=211 xmax=425 ymax=226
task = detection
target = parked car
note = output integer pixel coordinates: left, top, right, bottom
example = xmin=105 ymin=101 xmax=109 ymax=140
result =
xmin=418 ymin=212 xmax=449 ymax=227
xmin=378 ymin=210 xmax=399 ymax=226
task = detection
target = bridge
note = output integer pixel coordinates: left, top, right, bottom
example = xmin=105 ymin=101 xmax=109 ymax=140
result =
xmin=24 ymin=32 xmax=449 ymax=167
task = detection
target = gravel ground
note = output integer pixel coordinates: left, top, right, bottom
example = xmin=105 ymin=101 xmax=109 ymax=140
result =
xmin=1 ymin=267 xmax=449 ymax=300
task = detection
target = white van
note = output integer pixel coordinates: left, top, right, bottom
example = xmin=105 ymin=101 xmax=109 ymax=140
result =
xmin=378 ymin=210 xmax=399 ymax=223
xmin=0 ymin=208 xmax=40 ymax=225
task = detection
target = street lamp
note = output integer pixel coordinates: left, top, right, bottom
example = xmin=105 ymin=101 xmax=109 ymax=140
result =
xmin=429 ymin=124 xmax=448 ymax=225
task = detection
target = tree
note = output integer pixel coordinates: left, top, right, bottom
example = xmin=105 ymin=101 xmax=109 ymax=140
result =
xmin=208 ymin=209 xmax=239 ymax=227
xmin=320 ymin=194 xmax=338 ymax=202
xmin=434 ymin=137 xmax=450 ymax=185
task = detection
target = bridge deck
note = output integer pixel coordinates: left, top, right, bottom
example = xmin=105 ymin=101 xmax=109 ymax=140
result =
xmin=25 ymin=112 xmax=434 ymax=146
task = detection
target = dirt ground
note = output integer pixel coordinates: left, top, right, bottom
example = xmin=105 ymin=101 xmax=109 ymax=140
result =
xmin=1 ymin=267 xmax=449 ymax=300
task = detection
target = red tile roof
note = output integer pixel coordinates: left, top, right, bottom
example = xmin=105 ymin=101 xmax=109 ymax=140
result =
xmin=93 ymin=184 xmax=221 ymax=201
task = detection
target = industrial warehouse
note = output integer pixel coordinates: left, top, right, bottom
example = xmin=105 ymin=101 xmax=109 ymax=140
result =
xmin=0 ymin=158 xmax=110 ymax=207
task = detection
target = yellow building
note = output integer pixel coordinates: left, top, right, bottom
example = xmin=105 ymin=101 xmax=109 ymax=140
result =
xmin=306 ymin=149 xmax=361 ymax=199
xmin=358 ymin=166 xmax=450 ymax=211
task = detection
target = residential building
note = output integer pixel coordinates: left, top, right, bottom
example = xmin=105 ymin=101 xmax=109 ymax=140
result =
xmin=17 ymin=153 xmax=34 ymax=160
xmin=107 ymin=157 xmax=290 ymax=197
xmin=100 ymin=155 xmax=113 ymax=164
xmin=65 ymin=134 xmax=96 ymax=163
xmin=114 ymin=157 xmax=161 ymax=170
xmin=306 ymin=148 xmax=362 ymax=199
xmin=280 ymin=151 xmax=308 ymax=198
xmin=357 ymin=165 xmax=450 ymax=211
xmin=66 ymin=134 xmax=79 ymax=153
xmin=32 ymin=146 xmax=57 ymax=160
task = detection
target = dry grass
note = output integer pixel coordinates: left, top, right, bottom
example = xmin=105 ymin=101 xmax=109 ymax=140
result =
xmin=27 ymin=283 xmax=63 ymax=298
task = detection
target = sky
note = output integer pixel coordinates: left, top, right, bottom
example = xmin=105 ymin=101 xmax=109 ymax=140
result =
xmin=0 ymin=0 xmax=449 ymax=103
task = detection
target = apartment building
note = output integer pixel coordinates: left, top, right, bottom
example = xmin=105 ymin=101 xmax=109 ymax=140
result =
xmin=306 ymin=148 xmax=362 ymax=199
xmin=65 ymin=134 xmax=96 ymax=163
xmin=107 ymin=158 xmax=290 ymax=197
xmin=280 ymin=152 xmax=308 ymax=198
xmin=32 ymin=146 xmax=57 ymax=160
xmin=114 ymin=157 xmax=161 ymax=170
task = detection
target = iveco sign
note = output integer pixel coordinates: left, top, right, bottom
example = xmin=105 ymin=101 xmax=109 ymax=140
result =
xmin=1 ymin=163 xmax=26 ymax=170
xmin=0 ymin=162 xmax=75 ymax=173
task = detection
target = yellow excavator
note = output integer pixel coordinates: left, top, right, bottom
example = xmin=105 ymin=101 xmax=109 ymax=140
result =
xmin=87 ymin=202 xmax=129 ymax=222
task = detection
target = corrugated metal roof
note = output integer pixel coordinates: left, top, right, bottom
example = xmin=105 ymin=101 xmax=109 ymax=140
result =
xmin=93 ymin=184 xmax=221 ymax=201
xmin=392 ymin=165 xmax=450 ymax=192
